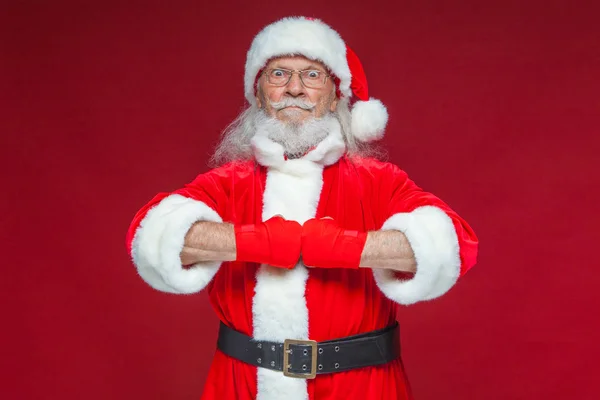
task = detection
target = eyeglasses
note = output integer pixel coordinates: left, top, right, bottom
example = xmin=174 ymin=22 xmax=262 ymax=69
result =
xmin=263 ymin=68 xmax=331 ymax=89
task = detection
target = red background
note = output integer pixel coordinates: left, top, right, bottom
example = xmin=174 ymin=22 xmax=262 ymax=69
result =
xmin=2 ymin=1 xmax=599 ymax=399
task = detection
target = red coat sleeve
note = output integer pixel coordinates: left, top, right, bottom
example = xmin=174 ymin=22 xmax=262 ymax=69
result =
xmin=125 ymin=162 xmax=241 ymax=294
xmin=370 ymin=161 xmax=479 ymax=305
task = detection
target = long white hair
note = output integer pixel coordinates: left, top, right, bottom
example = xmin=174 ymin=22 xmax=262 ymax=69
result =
xmin=210 ymin=99 xmax=380 ymax=166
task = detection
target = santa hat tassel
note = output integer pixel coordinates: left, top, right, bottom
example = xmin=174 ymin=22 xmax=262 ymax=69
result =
xmin=351 ymin=98 xmax=388 ymax=142
xmin=345 ymin=45 xmax=388 ymax=142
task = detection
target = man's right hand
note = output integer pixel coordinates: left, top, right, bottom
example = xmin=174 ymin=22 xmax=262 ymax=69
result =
xmin=234 ymin=216 xmax=302 ymax=269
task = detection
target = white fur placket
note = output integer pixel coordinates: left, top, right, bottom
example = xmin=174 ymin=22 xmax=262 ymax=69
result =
xmin=251 ymin=128 xmax=345 ymax=400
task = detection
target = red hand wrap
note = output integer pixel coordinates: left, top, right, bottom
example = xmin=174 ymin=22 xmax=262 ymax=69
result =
xmin=301 ymin=218 xmax=368 ymax=269
xmin=234 ymin=216 xmax=302 ymax=269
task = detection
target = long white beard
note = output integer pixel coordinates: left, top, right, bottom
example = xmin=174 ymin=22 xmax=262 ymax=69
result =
xmin=253 ymin=111 xmax=339 ymax=156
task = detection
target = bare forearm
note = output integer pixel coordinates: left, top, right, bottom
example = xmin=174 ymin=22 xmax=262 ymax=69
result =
xmin=359 ymin=230 xmax=416 ymax=273
xmin=180 ymin=221 xmax=236 ymax=265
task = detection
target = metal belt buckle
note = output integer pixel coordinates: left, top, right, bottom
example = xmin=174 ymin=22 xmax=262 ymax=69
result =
xmin=283 ymin=339 xmax=318 ymax=379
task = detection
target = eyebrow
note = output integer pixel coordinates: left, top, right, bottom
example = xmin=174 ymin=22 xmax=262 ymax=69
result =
xmin=271 ymin=63 xmax=325 ymax=72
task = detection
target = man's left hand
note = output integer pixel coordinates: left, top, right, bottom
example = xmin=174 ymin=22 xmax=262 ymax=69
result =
xmin=301 ymin=218 xmax=367 ymax=269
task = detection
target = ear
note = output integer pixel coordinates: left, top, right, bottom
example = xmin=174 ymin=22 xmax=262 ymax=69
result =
xmin=329 ymin=96 xmax=339 ymax=113
xmin=255 ymin=84 xmax=264 ymax=109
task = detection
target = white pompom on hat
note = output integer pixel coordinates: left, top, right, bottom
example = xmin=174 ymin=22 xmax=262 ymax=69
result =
xmin=244 ymin=17 xmax=388 ymax=142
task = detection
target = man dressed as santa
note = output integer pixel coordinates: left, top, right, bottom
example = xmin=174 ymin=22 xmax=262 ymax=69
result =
xmin=126 ymin=16 xmax=478 ymax=400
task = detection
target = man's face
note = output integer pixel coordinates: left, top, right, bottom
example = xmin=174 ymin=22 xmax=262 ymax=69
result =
xmin=256 ymin=56 xmax=338 ymax=124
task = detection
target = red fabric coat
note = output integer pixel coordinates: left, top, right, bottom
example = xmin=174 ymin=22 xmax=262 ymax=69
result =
xmin=127 ymin=139 xmax=478 ymax=400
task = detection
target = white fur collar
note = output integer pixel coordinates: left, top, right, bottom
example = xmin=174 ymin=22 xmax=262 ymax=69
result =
xmin=250 ymin=118 xmax=346 ymax=175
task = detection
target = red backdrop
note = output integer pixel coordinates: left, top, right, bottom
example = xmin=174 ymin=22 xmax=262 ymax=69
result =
xmin=2 ymin=1 xmax=599 ymax=399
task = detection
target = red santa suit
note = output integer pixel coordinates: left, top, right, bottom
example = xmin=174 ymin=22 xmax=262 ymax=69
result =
xmin=126 ymin=123 xmax=478 ymax=399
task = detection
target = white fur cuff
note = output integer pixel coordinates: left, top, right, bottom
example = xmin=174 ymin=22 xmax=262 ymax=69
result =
xmin=131 ymin=194 xmax=223 ymax=294
xmin=373 ymin=206 xmax=461 ymax=305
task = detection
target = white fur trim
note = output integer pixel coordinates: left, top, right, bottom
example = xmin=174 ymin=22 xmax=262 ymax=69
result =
xmin=372 ymin=206 xmax=461 ymax=305
xmin=131 ymin=194 xmax=223 ymax=294
xmin=253 ymin=162 xmax=324 ymax=400
xmin=351 ymin=98 xmax=388 ymax=142
xmin=245 ymin=17 xmax=351 ymax=104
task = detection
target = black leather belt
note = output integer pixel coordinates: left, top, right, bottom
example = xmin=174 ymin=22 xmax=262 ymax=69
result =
xmin=217 ymin=321 xmax=400 ymax=379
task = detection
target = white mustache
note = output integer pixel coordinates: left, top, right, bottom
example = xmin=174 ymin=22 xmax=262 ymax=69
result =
xmin=270 ymin=98 xmax=316 ymax=110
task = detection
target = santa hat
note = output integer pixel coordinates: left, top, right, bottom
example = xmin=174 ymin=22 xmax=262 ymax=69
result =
xmin=244 ymin=17 xmax=388 ymax=142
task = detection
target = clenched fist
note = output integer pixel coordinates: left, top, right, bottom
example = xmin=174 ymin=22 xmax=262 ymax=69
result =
xmin=301 ymin=218 xmax=368 ymax=269
xmin=235 ymin=216 xmax=302 ymax=269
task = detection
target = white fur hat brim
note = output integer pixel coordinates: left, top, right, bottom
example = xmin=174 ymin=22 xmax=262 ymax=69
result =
xmin=244 ymin=17 xmax=352 ymax=104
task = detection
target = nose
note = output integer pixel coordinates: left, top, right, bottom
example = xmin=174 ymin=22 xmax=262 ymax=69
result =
xmin=285 ymin=73 xmax=306 ymax=97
